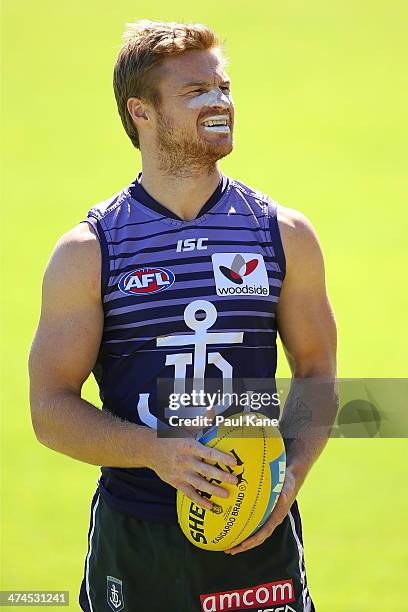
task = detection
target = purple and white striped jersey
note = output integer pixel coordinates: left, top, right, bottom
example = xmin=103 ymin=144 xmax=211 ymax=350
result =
xmin=83 ymin=174 xmax=286 ymax=523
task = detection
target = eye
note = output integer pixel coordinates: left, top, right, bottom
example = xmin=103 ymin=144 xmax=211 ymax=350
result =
xmin=221 ymin=85 xmax=231 ymax=93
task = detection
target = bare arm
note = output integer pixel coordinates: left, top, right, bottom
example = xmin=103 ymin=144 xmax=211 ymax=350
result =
xmin=226 ymin=206 xmax=338 ymax=554
xmin=29 ymin=222 xmax=237 ymax=507
xmin=28 ymin=222 xmax=155 ymax=467
xmin=276 ymin=207 xmax=338 ymax=480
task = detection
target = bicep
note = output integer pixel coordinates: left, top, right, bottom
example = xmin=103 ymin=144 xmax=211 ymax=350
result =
xmin=276 ymin=211 xmax=337 ymax=376
xmin=29 ymin=225 xmax=104 ymax=400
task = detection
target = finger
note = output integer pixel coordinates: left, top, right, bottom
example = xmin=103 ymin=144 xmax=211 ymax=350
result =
xmin=268 ymin=490 xmax=293 ymax=523
xmin=227 ymin=527 xmax=272 ymax=555
xmin=189 ymin=473 xmax=230 ymax=499
xmin=192 ymin=459 xmax=238 ymax=485
xmin=225 ymin=477 xmax=297 ymax=555
xmin=231 ymin=521 xmax=273 ymax=554
xmin=227 ymin=500 xmax=291 ymax=556
xmin=226 ymin=534 xmax=264 ymax=555
xmin=179 ymin=484 xmax=213 ymax=510
xmin=198 ymin=444 xmax=237 ymax=468
xmin=227 ymin=531 xmax=267 ymax=555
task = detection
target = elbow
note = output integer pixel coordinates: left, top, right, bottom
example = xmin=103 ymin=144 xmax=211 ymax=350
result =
xmin=30 ymin=396 xmax=51 ymax=446
xmin=29 ymin=389 xmax=58 ymax=448
xmin=292 ymin=353 xmax=337 ymax=379
xmin=29 ymin=386 xmax=78 ymax=449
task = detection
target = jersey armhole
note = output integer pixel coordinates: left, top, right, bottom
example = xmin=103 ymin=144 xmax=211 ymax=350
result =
xmin=267 ymin=200 xmax=286 ymax=280
xmin=80 ymin=216 xmax=110 ymax=302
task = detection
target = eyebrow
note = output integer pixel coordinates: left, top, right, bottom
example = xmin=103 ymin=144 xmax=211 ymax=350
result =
xmin=180 ymin=79 xmax=231 ymax=89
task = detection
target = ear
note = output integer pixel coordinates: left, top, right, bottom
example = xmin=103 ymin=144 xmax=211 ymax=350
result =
xmin=127 ymin=98 xmax=149 ymax=125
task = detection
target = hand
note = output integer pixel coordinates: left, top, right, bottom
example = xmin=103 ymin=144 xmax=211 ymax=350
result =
xmin=224 ymin=466 xmax=299 ymax=555
xmin=148 ymin=437 xmax=238 ymax=510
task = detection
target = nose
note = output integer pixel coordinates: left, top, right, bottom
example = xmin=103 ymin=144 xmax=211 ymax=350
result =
xmin=213 ymin=88 xmax=230 ymax=108
xmin=204 ymin=87 xmax=230 ymax=110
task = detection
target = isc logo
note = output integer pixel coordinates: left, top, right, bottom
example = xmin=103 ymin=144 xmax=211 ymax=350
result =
xmin=118 ymin=267 xmax=175 ymax=296
xmin=176 ymin=238 xmax=208 ymax=252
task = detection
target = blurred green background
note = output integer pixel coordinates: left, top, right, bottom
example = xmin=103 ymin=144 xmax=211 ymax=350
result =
xmin=1 ymin=0 xmax=407 ymax=610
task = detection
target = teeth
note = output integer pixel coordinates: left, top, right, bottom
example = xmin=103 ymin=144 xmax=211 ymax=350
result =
xmin=202 ymin=115 xmax=229 ymax=127
xmin=204 ymin=120 xmax=227 ymax=127
xmin=203 ymin=125 xmax=230 ymax=133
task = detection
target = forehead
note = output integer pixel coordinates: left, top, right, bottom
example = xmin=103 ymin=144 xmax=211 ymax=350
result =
xmin=157 ymin=49 xmax=229 ymax=92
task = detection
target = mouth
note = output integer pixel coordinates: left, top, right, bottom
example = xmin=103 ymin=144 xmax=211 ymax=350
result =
xmin=200 ymin=114 xmax=231 ymax=134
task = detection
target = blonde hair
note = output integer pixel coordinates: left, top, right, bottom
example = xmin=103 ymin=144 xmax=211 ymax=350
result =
xmin=113 ymin=20 xmax=222 ymax=149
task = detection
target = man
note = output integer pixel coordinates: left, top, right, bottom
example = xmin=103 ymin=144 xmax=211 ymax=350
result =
xmin=29 ymin=20 xmax=337 ymax=612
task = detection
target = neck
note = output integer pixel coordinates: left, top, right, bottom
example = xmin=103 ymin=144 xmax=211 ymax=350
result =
xmin=139 ymin=155 xmax=222 ymax=221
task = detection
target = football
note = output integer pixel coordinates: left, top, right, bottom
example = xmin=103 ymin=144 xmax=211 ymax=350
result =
xmin=177 ymin=412 xmax=286 ymax=551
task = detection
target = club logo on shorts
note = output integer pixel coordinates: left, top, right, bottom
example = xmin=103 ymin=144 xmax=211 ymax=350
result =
xmin=200 ymin=579 xmax=295 ymax=612
xmin=118 ymin=267 xmax=175 ymax=296
xmin=212 ymin=253 xmax=269 ymax=296
xmin=107 ymin=576 xmax=124 ymax=611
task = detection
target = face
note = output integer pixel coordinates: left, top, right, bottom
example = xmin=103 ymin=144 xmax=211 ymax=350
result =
xmin=148 ymin=49 xmax=234 ymax=175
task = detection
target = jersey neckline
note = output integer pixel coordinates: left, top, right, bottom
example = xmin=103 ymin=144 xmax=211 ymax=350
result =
xmin=126 ymin=172 xmax=230 ymax=225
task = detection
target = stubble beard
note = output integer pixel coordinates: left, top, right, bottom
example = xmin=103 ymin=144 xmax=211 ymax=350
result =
xmin=155 ymin=109 xmax=233 ymax=178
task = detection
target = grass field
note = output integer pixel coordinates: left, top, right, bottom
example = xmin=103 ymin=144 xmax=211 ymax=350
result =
xmin=1 ymin=0 xmax=407 ymax=610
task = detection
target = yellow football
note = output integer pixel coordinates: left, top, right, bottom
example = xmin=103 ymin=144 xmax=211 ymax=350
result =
xmin=177 ymin=412 xmax=286 ymax=551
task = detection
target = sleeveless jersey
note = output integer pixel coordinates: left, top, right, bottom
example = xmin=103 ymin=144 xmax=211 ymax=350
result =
xmin=83 ymin=174 xmax=286 ymax=523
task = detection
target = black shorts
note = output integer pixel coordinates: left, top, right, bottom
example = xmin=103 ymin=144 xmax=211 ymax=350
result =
xmin=79 ymin=489 xmax=315 ymax=612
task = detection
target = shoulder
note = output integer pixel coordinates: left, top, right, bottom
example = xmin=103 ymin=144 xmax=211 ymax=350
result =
xmin=277 ymin=204 xmax=322 ymax=254
xmin=44 ymin=223 xmax=101 ymax=302
xmin=229 ymin=178 xmax=270 ymax=205
xmin=86 ymin=188 xmax=131 ymax=225
xmin=52 ymin=222 xmax=100 ymax=266
xmin=228 ymin=177 xmax=323 ymax=259
xmin=276 ymin=205 xmax=325 ymax=281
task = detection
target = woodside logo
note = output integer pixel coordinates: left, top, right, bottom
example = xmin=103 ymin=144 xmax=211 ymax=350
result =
xmin=212 ymin=253 xmax=269 ymax=296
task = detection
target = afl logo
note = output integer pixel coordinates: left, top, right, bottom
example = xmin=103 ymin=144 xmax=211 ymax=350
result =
xmin=118 ymin=267 xmax=175 ymax=296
